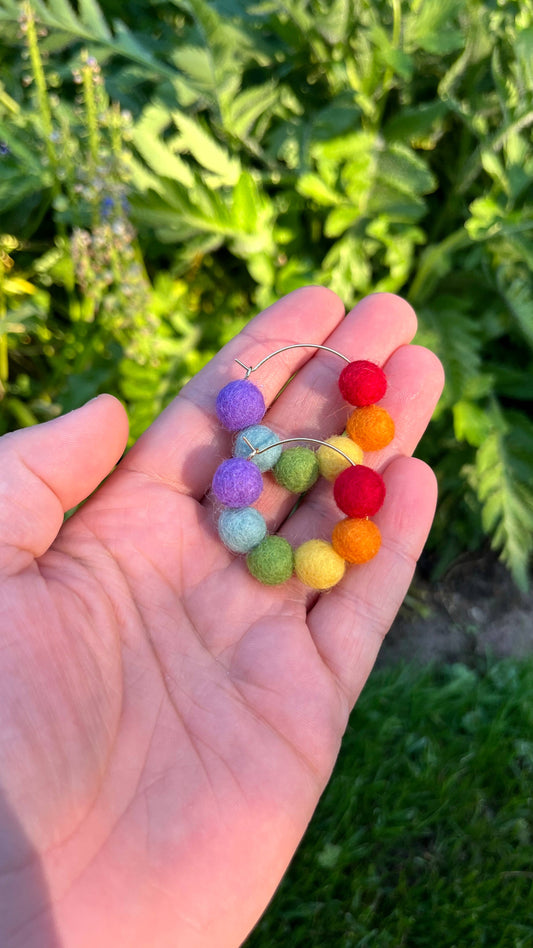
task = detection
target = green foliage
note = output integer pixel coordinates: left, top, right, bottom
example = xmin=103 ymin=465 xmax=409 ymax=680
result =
xmin=0 ymin=0 xmax=532 ymax=582
xmin=246 ymin=658 xmax=533 ymax=947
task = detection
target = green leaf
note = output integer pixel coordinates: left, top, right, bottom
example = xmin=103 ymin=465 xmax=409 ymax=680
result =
xmin=498 ymin=276 xmax=533 ymax=351
xmin=405 ymin=0 xmax=464 ymax=55
xmin=296 ymin=174 xmax=341 ymax=206
xmin=418 ymin=297 xmax=483 ymax=404
xmin=367 ymin=183 xmax=427 ymax=222
xmin=312 ymin=130 xmax=376 ymax=165
xmin=36 ymin=0 xmax=80 ymax=31
xmin=324 ymin=205 xmax=361 ymax=238
xmin=172 ymin=110 xmax=241 ymax=185
xmin=173 ymin=45 xmax=215 ymax=87
xmin=0 ymin=165 xmax=48 ymax=214
xmin=0 ymin=121 xmax=48 ymax=176
xmin=385 ymin=102 xmax=449 ymax=148
xmin=322 ymin=233 xmax=372 ymax=302
xmin=515 ymin=26 xmax=533 ymax=92
xmin=376 ymin=142 xmax=436 ymax=199
xmin=169 ymin=0 xmax=254 ymax=104
xmin=132 ymin=103 xmax=195 ymax=189
xmin=371 ymin=25 xmax=414 ymax=81
xmin=224 ymin=82 xmax=280 ymax=141
xmin=231 ymin=170 xmax=259 ymax=232
xmin=229 ymin=173 xmax=275 ymax=257
xmin=0 ymin=0 xmax=176 ymax=78
xmin=314 ymin=0 xmax=350 ymax=47
xmin=475 ymin=411 xmax=533 ymax=590
xmin=453 ymin=400 xmax=492 ymax=447
xmin=480 ymin=150 xmax=509 ymax=194
xmin=77 ymin=0 xmax=111 ymax=40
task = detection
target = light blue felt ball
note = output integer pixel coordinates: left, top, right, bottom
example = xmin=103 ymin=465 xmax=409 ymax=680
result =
xmin=233 ymin=425 xmax=283 ymax=472
xmin=218 ymin=506 xmax=267 ymax=553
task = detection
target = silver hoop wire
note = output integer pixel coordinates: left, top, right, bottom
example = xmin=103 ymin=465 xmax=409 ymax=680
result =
xmin=234 ymin=343 xmax=350 ymax=379
xmin=242 ymin=435 xmax=356 ymax=467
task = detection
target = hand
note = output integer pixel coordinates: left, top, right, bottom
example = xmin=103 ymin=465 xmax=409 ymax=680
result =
xmin=0 ymin=289 xmax=444 ymax=948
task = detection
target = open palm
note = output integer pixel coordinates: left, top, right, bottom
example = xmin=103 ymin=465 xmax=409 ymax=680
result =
xmin=1 ymin=289 xmax=443 ymax=948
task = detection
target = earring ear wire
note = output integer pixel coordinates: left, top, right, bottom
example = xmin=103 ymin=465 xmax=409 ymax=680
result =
xmin=234 ymin=342 xmax=351 ymax=379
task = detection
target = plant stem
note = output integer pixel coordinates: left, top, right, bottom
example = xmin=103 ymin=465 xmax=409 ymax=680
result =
xmin=22 ymin=2 xmax=58 ymax=178
xmin=81 ymin=56 xmax=102 ymax=229
xmin=391 ymin=0 xmax=402 ymax=47
xmin=82 ymin=61 xmax=100 ymax=177
xmin=375 ymin=0 xmax=403 ymax=129
xmin=0 ymin=82 xmax=20 ymax=115
xmin=0 ymin=280 xmax=7 ymax=395
xmin=0 ymin=336 xmax=7 ymax=395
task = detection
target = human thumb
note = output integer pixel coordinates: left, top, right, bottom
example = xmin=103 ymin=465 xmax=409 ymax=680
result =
xmin=0 ymin=395 xmax=129 ymax=574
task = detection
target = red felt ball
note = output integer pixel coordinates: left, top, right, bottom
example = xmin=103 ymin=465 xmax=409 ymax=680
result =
xmin=333 ymin=465 xmax=386 ymax=518
xmin=338 ymin=360 xmax=387 ymax=406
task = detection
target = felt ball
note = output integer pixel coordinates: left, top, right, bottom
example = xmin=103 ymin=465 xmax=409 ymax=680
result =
xmin=218 ymin=507 xmax=267 ymax=553
xmin=216 ymin=379 xmax=266 ymax=431
xmin=233 ymin=424 xmax=283 ymax=472
xmin=332 ymin=518 xmax=381 ymax=564
xmin=212 ymin=458 xmax=263 ymax=508
xmin=273 ymin=447 xmax=319 ymax=493
xmin=333 ymin=465 xmax=386 ymax=518
xmin=247 ymin=535 xmax=294 ymax=585
xmin=346 ymin=404 xmax=395 ymax=452
xmin=317 ymin=435 xmax=364 ymax=482
xmin=339 ymin=360 xmax=387 ymax=406
xmin=294 ymin=539 xmax=346 ymax=590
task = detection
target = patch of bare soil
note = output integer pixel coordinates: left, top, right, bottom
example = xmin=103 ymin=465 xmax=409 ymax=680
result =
xmin=378 ymin=550 xmax=533 ymax=667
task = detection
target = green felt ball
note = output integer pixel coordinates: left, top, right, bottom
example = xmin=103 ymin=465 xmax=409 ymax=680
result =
xmin=246 ymin=535 xmax=294 ymax=585
xmin=273 ymin=447 xmax=319 ymax=493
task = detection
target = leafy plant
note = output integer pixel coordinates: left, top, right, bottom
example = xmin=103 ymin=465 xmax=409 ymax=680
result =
xmin=0 ymin=0 xmax=532 ymax=584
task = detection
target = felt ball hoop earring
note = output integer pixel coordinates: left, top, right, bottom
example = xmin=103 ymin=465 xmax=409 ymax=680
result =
xmin=211 ymin=343 xmax=395 ymax=591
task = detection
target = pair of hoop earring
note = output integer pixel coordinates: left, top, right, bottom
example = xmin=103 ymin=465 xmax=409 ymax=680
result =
xmin=211 ymin=344 xmax=395 ymax=591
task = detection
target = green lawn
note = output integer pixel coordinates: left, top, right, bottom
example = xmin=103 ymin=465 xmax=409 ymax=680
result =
xmin=246 ymin=659 xmax=533 ymax=947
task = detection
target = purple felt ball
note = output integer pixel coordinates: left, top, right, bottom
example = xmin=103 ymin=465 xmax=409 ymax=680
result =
xmin=215 ymin=379 xmax=266 ymax=431
xmin=212 ymin=458 xmax=263 ymax=507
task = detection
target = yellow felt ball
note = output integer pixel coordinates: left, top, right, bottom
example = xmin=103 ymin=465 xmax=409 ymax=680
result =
xmin=316 ymin=435 xmax=364 ymax=481
xmin=294 ymin=539 xmax=346 ymax=590
xmin=332 ymin=518 xmax=381 ymax=564
xmin=346 ymin=404 xmax=395 ymax=452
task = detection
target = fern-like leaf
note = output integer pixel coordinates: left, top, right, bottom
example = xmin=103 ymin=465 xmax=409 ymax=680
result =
xmin=172 ymin=110 xmax=241 ymax=185
xmin=223 ymin=82 xmax=280 ymax=142
xmin=169 ymin=0 xmax=252 ymax=113
xmin=475 ymin=409 xmax=533 ymax=590
xmin=498 ymin=273 xmax=533 ymax=351
xmin=0 ymin=0 xmax=176 ymax=78
xmin=131 ymin=103 xmax=196 ymax=190
xmin=76 ymin=0 xmax=111 ymax=40
xmin=417 ymin=296 xmax=484 ymax=406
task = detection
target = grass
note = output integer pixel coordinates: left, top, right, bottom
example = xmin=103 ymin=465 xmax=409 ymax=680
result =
xmin=245 ymin=659 xmax=533 ymax=947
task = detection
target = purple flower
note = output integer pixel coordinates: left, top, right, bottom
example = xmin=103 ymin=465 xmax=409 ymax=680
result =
xmin=101 ymin=196 xmax=115 ymax=218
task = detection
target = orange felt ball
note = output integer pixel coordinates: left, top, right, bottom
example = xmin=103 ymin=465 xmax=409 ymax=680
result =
xmin=332 ymin=518 xmax=381 ymax=564
xmin=346 ymin=404 xmax=395 ymax=452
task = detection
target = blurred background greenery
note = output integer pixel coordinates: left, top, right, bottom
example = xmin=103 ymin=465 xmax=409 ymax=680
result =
xmin=1 ymin=0 xmax=532 ymax=585
xmin=0 ymin=2 xmax=532 ymax=942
